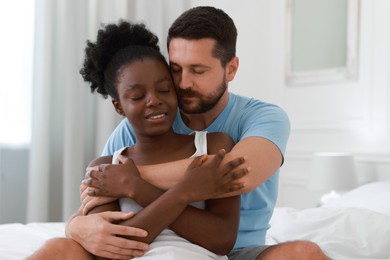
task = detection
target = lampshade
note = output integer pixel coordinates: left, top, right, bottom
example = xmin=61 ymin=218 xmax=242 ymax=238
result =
xmin=308 ymin=152 xmax=358 ymax=191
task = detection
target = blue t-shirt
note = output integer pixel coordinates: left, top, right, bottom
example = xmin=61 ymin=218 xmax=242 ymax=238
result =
xmin=102 ymin=92 xmax=290 ymax=249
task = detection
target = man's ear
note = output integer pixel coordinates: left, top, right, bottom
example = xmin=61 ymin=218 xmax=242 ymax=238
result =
xmin=225 ymin=56 xmax=239 ymax=82
xmin=112 ymin=99 xmax=125 ymax=116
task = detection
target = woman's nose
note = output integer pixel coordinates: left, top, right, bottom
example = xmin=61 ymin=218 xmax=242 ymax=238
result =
xmin=146 ymin=92 xmax=162 ymax=106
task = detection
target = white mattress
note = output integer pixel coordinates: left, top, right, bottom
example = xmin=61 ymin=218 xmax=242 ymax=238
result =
xmin=1 ymin=182 xmax=390 ymax=260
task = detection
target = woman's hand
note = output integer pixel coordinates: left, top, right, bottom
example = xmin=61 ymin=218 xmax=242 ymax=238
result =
xmin=82 ymin=156 xmax=143 ymax=199
xmin=176 ymin=149 xmax=249 ymax=202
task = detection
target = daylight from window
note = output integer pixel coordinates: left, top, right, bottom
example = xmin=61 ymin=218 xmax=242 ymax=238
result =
xmin=0 ymin=1 xmax=35 ymax=145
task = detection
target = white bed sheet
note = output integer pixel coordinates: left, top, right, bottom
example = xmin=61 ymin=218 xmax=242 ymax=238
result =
xmin=268 ymin=207 xmax=390 ymax=260
xmin=0 ymin=222 xmax=65 ymax=259
xmin=0 ymin=182 xmax=389 ymax=260
xmin=267 ymin=181 xmax=390 ymax=260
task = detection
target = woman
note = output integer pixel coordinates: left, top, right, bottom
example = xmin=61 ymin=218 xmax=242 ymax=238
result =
xmin=28 ymin=20 xmax=247 ymax=260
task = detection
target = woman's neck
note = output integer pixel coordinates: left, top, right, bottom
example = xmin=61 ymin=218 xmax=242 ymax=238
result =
xmin=126 ymin=130 xmax=194 ymax=165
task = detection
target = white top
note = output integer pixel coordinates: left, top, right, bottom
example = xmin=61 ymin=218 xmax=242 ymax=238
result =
xmin=112 ymin=131 xmax=226 ymax=260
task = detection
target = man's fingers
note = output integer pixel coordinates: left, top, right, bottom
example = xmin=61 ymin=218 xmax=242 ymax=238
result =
xmin=86 ymin=188 xmax=98 ymax=196
xmin=82 ymin=196 xmax=116 ymax=214
xmin=82 ymin=178 xmax=100 ymax=194
xmin=86 ymin=165 xmax=99 ymax=172
xmin=110 ymin=223 xmax=149 ymax=239
xmin=88 ymin=169 xmax=104 ymax=181
xmin=103 ymin=211 xmax=136 ymax=224
xmin=103 ymin=211 xmax=148 ymax=237
xmin=98 ymin=163 xmax=110 ymax=172
xmin=90 ymin=239 xmax=146 ymax=260
xmin=85 ymin=166 xmax=98 ymax=178
xmin=80 ymin=183 xmax=88 ymax=196
xmin=102 ymin=236 xmax=148 ymax=259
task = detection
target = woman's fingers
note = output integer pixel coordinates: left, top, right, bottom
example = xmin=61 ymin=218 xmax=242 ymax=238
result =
xmin=221 ymin=156 xmax=246 ymax=175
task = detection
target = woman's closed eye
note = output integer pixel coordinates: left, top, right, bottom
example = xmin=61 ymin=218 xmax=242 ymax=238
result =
xmin=130 ymin=95 xmax=144 ymax=101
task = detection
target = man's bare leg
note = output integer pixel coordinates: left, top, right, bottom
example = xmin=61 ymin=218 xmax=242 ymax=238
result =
xmin=257 ymin=241 xmax=330 ymax=260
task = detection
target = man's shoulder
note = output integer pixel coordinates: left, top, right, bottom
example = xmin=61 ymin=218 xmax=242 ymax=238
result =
xmin=229 ymin=92 xmax=285 ymax=114
xmin=103 ymin=119 xmax=136 ymax=156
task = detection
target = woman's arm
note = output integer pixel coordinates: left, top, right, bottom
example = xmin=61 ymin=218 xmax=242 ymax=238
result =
xmin=86 ymin=150 xmax=244 ymax=254
xmin=170 ymin=196 xmax=240 ymax=254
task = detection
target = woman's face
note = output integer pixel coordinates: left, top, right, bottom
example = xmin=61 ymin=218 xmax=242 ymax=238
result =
xmin=113 ymin=58 xmax=177 ymax=138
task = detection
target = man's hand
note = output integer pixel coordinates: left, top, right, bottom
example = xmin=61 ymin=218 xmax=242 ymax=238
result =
xmin=83 ymin=156 xmax=142 ymax=198
xmin=79 ymin=182 xmax=117 ymax=215
xmin=67 ymin=211 xmax=149 ymax=259
xmin=176 ymin=149 xmax=249 ymax=202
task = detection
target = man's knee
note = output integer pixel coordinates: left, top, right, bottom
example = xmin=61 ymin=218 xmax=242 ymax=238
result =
xmin=292 ymin=241 xmax=326 ymax=256
xmin=258 ymin=240 xmax=329 ymax=260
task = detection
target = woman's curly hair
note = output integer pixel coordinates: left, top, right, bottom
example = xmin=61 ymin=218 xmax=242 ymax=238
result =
xmin=80 ymin=20 xmax=168 ymax=99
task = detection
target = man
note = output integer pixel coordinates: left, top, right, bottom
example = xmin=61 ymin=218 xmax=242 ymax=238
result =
xmin=68 ymin=6 xmax=329 ymax=260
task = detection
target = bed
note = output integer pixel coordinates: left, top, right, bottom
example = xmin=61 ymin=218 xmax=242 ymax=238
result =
xmin=1 ymin=181 xmax=390 ymax=260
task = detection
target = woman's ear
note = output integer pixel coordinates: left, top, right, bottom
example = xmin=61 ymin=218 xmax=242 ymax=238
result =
xmin=225 ymin=56 xmax=239 ymax=82
xmin=112 ymin=99 xmax=125 ymax=116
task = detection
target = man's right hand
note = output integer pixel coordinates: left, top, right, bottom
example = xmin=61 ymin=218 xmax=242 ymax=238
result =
xmin=80 ymin=182 xmax=116 ymax=215
xmin=66 ymin=211 xmax=149 ymax=259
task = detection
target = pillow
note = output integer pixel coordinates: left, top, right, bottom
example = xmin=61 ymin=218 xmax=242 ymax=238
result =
xmin=321 ymin=181 xmax=390 ymax=216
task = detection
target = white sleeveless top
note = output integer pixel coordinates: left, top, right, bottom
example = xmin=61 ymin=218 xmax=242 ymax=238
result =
xmin=112 ymin=131 xmax=226 ymax=260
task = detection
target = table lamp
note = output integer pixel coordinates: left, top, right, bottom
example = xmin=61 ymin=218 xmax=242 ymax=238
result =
xmin=307 ymin=152 xmax=358 ymax=206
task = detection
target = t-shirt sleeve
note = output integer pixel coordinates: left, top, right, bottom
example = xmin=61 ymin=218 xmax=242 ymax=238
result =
xmin=101 ymin=118 xmax=136 ymax=156
xmin=240 ymin=103 xmax=290 ymax=157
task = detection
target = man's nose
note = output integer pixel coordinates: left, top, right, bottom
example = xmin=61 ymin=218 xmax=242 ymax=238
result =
xmin=176 ymin=70 xmax=192 ymax=89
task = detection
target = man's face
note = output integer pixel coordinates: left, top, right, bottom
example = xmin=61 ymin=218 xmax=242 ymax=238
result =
xmin=168 ymin=38 xmax=228 ymax=114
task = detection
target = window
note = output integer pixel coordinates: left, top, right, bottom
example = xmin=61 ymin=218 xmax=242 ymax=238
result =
xmin=285 ymin=0 xmax=359 ymax=86
xmin=0 ymin=1 xmax=35 ymax=145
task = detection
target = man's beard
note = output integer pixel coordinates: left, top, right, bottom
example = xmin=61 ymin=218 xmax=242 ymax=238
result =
xmin=177 ymin=80 xmax=227 ymax=114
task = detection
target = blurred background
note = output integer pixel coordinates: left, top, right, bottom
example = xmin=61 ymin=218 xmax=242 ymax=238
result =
xmin=0 ymin=0 xmax=389 ymax=224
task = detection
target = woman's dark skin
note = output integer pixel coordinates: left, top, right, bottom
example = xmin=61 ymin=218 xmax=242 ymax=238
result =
xmin=83 ymin=58 xmax=246 ymax=256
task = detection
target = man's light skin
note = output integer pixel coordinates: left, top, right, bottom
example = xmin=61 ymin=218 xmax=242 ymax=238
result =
xmin=79 ymin=38 xmax=282 ymax=212
xmin=68 ymin=38 xmax=290 ymax=259
xmin=133 ymin=38 xmax=282 ymax=195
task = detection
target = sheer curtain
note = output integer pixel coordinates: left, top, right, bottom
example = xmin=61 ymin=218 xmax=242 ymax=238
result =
xmin=27 ymin=0 xmax=188 ymax=222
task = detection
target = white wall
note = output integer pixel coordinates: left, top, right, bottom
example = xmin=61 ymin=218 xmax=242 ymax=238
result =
xmin=2 ymin=1 xmax=389 ymax=223
xmin=186 ymin=0 xmax=390 ymax=208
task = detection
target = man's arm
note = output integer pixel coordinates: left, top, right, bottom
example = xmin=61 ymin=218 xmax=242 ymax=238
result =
xmin=85 ymin=151 xmax=246 ymax=254
xmin=139 ymin=136 xmax=282 ymax=196
xmin=65 ymin=157 xmax=149 ymax=259
xmin=67 ymin=211 xmax=149 ymax=259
